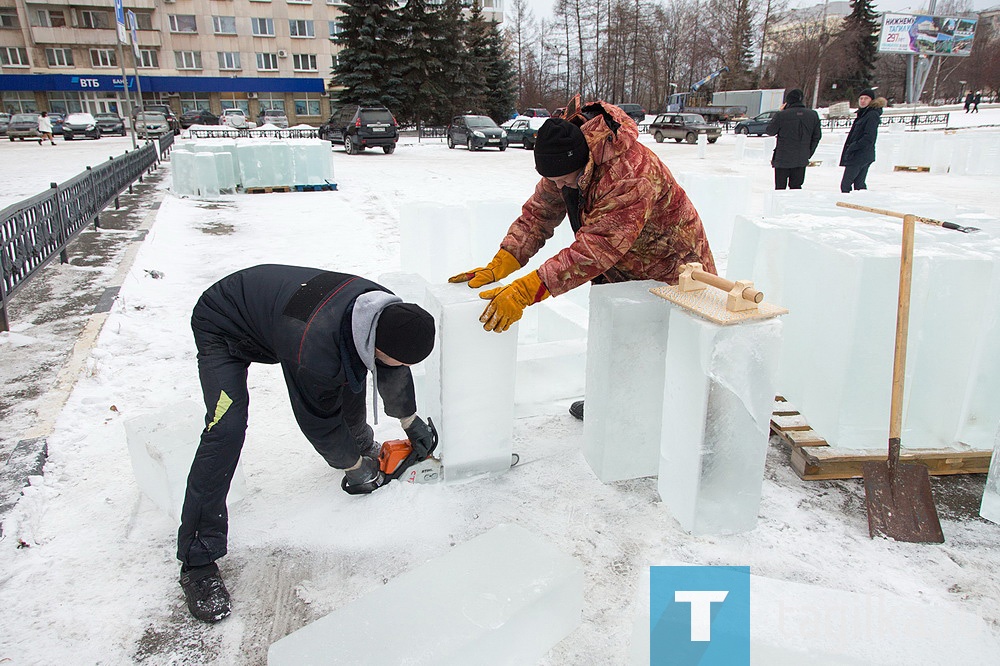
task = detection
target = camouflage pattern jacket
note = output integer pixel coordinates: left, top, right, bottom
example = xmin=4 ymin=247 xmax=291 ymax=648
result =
xmin=500 ymin=101 xmax=716 ymax=297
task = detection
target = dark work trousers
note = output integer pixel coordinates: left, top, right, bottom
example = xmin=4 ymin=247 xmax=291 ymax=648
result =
xmin=177 ymin=330 xmax=371 ymax=567
xmin=774 ymin=167 xmax=806 ymax=190
xmin=841 ymin=163 xmax=871 ymax=193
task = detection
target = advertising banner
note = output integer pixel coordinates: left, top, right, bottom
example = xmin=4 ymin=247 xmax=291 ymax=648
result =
xmin=879 ymin=13 xmax=977 ymax=56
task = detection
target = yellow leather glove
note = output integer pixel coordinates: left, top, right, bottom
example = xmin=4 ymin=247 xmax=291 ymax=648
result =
xmin=478 ymin=271 xmax=550 ymax=333
xmin=448 ymin=248 xmax=521 ymax=289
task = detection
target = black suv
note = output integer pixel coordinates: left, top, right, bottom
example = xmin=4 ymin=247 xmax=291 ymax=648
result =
xmin=447 ymin=115 xmax=508 ymax=151
xmin=616 ymin=103 xmax=646 ymax=124
xmin=319 ymin=105 xmax=398 ymax=154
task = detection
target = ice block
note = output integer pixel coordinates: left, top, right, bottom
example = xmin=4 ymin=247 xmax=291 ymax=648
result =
xmin=658 ymin=311 xmax=782 ymax=534
xmin=193 ymin=152 xmax=220 ymax=199
xmin=980 ymin=423 xmax=1000 ymax=524
xmin=423 ymin=283 xmax=518 ymax=482
xmin=267 ymin=524 xmax=584 ymax=665
xmin=583 ymin=281 xmax=670 ymax=483
xmin=124 ymin=401 xmax=246 ymax=522
xmin=399 ymin=202 xmax=473 ymax=283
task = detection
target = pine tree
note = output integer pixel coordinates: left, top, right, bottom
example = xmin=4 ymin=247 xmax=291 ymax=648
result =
xmin=440 ymin=0 xmax=481 ymax=116
xmin=461 ymin=2 xmax=492 ymax=116
xmin=481 ymin=16 xmax=517 ymax=123
xmin=832 ymin=0 xmax=880 ymax=100
xmin=397 ymin=0 xmax=451 ymax=126
xmin=331 ymin=0 xmax=405 ymax=110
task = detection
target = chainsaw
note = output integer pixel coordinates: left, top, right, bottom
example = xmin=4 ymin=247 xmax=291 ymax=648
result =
xmin=379 ymin=418 xmax=442 ymax=484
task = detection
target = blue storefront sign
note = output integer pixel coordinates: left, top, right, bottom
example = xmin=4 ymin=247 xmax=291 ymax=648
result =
xmin=0 ymin=74 xmax=324 ymax=94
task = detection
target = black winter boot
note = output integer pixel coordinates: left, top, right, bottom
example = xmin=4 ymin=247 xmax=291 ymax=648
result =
xmin=180 ymin=562 xmax=231 ymax=623
xmin=569 ymin=400 xmax=584 ymax=421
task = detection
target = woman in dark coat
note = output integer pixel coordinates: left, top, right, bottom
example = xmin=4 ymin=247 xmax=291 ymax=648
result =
xmin=765 ymin=88 xmax=822 ymax=190
xmin=839 ymin=88 xmax=886 ymax=193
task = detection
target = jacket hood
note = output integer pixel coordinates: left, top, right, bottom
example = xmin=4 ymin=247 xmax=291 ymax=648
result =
xmin=576 ymin=101 xmax=639 ymax=188
xmin=351 ymin=290 xmax=402 ymax=372
xmin=859 ymin=97 xmax=887 ymax=114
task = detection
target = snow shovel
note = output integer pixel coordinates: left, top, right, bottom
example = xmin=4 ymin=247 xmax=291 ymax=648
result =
xmin=855 ymin=210 xmax=944 ymax=543
xmin=836 ymin=201 xmax=980 ymax=233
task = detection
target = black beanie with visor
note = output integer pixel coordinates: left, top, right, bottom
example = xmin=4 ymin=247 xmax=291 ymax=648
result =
xmin=533 ymin=119 xmax=590 ymax=178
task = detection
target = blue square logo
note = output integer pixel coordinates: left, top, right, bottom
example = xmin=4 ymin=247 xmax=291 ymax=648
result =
xmin=650 ymin=566 xmax=750 ymax=665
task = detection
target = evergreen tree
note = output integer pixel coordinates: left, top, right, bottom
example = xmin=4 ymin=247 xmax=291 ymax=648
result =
xmin=461 ymin=2 xmax=492 ymax=116
xmin=397 ymin=0 xmax=451 ymax=126
xmin=331 ymin=0 xmax=405 ymax=110
xmin=440 ymin=1 xmax=481 ymax=115
xmin=831 ymin=0 xmax=880 ymax=100
xmin=481 ymin=17 xmax=517 ymax=122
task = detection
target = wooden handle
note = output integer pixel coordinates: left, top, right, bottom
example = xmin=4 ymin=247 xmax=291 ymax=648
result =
xmin=691 ymin=269 xmax=764 ymax=303
xmin=835 ymin=201 xmax=948 ymax=229
xmin=887 ymin=214 xmax=916 ymax=463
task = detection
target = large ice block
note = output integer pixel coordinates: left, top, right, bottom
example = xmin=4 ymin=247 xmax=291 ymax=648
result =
xmin=423 ymin=283 xmax=518 ymax=482
xmin=583 ymin=281 xmax=670 ymax=483
xmin=193 ymin=152 xmax=220 ymax=199
xmin=658 ymin=311 xmax=782 ymax=534
xmin=980 ymin=423 xmax=1000 ymax=524
xmin=267 ymin=524 xmax=584 ymax=665
xmin=123 ymin=401 xmax=246 ymax=522
xmin=676 ymin=173 xmax=750 ymax=255
xmin=399 ymin=202 xmax=473 ymax=283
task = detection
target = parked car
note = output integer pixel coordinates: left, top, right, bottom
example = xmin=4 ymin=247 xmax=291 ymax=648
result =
xmin=62 ymin=112 xmax=102 ymax=141
xmin=221 ymin=108 xmax=256 ymax=129
xmin=502 ymin=116 xmax=547 ymax=150
xmin=135 ymin=112 xmax=171 ymax=139
xmin=552 ymin=107 xmax=566 ymax=118
xmin=257 ymin=109 xmax=289 ymax=128
xmin=447 ymin=115 xmax=508 ymax=151
xmin=48 ymin=113 xmax=65 ymax=135
xmin=647 ymin=113 xmax=721 ymax=144
xmin=521 ymin=108 xmax=550 ymax=118
xmin=319 ymin=105 xmax=398 ymax=154
xmin=180 ymin=108 xmax=220 ymax=128
xmin=733 ymin=110 xmax=779 ymax=136
xmin=133 ymin=104 xmax=180 ymax=134
xmin=7 ymin=112 xmax=41 ymax=141
xmin=94 ymin=112 xmax=126 ymax=136
xmin=617 ymin=103 xmax=647 ymax=124
xmin=0 ymin=113 xmax=9 ymax=136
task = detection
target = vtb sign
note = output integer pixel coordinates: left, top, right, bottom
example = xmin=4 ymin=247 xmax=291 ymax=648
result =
xmin=650 ymin=566 xmax=750 ymax=664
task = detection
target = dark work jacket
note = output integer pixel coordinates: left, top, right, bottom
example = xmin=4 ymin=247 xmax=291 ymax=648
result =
xmin=190 ymin=264 xmax=417 ymax=456
xmin=765 ymin=102 xmax=822 ymax=168
xmin=840 ymin=98 xmax=885 ymax=167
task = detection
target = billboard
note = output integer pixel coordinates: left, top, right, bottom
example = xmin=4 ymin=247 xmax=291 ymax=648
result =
xmin=879 ymin=13 xmax=977 ymax=56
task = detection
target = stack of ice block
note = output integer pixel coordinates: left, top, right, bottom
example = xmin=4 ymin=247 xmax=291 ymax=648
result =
xmin=980 ymin=424 xmax=1000 ymax=524
xmin=583 ymin=281 xmax=670 ymax=483
xmin=124 ymin=401 xmax=247 ymax=522
xmin=675 ymin=173 xmax=751 ymax=255
xmin=423 ymin=283 xmax=519 ymax=482
xmin=267 ymin=524 xmax=583 ymax=665
xmin=658 ymin=311 xmax=783 ymax=534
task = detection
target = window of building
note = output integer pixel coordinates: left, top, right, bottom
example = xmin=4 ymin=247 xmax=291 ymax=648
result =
xmin=169 ymin=15 xmax=197 ymax=33
xmin=218 ymin=51 xmax=241 ymax=70
xmin=251 ymin=17 xmax=274 ymax=36
xmin=34 ymin=10 xmax=67 ymax=28
xmin=294 ymin=97 xmax=321 ymax=116
xmin=292 ymin=54 xmax=317 ymax=71
xmin=46 ymin=48 xmax=74 ymax=67
xmin=213 ymin=16 xmax=236 ymax=34
xmin=256 ymin=52 xmax=278 ymax=71
xmin=289 ymin=19 xmax=314 ymax=38
xmin=179 ymin=93 xmax=211 ymax=113
xmin=288 ymin=0 xmax=311 ymax=4
xmin=2 ymin=91 xmax=37 ymax=113
xmin=89 ymin=48 xmax=117 ymax=67
xmin=80 ymin=10 xmax=111 ymax=29
xmin=138 ymin=49 xmax=159 ymax=68
xmin=258 ymin=96 xmax=285 ymax=111
xmin=332 ymin=53 xmax=340 ymax=69
xmin=1 ymin=10 xmax=19 ymax=29
xmin=1 ymin=47 xmax=29 ymax=66
xmin=48 ymin=92 xmax=84 ymax=115
xmin=132 ymin=12 xmax=153 ymax=30
xmin=174 ymin=50 xmax=202 ymax=69
xmin=328 ymin=20 xmax=343 ymax=40
xmin=220 ymin=97 xmax=250 ymax=114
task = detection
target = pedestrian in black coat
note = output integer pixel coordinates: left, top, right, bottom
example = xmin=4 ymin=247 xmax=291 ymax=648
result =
xmin=766 ymin=88 xmax=822 ymax=190
xmin=839 ymin=88 xmax=886 ymax=193
xmin=177 ymin=264 xmax=437 ymax=623
xmin=973 ymin=91 xmax=981 ymax=113
xmin=965 ymin=92 xmax=974 ymax=113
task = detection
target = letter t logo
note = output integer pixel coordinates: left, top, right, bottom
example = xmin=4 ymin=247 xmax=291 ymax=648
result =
xmin=674 ymin=590 xmax=729 ymax=641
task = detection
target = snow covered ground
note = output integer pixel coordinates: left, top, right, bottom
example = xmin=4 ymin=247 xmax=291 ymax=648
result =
xmin=1 ymin=108 xmax=1000 ymax=664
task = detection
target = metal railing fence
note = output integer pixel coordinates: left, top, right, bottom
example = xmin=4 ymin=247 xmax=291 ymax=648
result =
xmin=821 ymin=113 xmax=950 ymax=130
xmin=0 ymin=135 xmax=173 ymax=331
xmin=188 ymin=128 xmax=319 ymax=139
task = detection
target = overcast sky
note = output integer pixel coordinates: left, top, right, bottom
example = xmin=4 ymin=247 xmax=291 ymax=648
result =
xmin=525 ymin=0 xmax=998 ymax=22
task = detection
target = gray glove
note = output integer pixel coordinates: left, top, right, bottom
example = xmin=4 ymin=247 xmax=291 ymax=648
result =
xmin=403 ymin=416 xmax=436 ymax=460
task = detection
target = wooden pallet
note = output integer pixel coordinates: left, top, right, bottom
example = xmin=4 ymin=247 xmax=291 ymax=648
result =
xmin=771 ymin=397 xmax=992 ymax=480
xmin=893 ymin=165 xmax=930 ymax=172
xmin=292 ymin=183 xmax=337 ymax=192
xmin=808 ymin=160 xmax=822 ymax=167
xmin=244 ymin=186 xmax=293 ymax=194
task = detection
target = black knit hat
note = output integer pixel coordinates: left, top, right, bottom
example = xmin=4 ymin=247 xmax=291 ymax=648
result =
xmin=785 ymin=88 xmax=804 ymax=104
xmin=859 ymin=88 xmax=877 ymax=99
xmin=534 ymin=119 xmax=590 ymax=178
xmin=375 ymin=303 xmax=435 ymax=364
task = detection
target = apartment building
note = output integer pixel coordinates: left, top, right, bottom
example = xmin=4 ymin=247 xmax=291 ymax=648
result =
xmin=0 ymin=0 xmax=504 ymax=125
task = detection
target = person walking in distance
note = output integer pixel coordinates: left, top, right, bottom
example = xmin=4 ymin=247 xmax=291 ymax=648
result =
xmin=972 ymin=91 xmax=981 ymax=113
xmin=839 ymin=88 xmax=886 ymax=194
xmin=37 ymin=111 xmax=56 ymax=145
xmin=765 ymin=88 xmax=822 ymax=190
xmin=964 ymin=91 xmax=974 ymax=113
